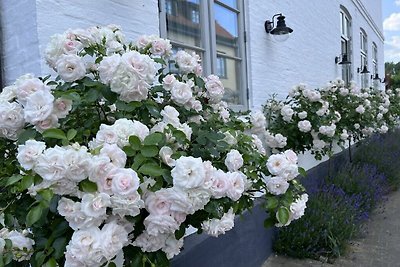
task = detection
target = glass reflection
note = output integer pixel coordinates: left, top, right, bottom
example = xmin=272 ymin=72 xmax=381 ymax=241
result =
xmin=214 ymin=3 xmax=239 ymax=57
xmin=166 ymin=0 xmax=202 ymax=48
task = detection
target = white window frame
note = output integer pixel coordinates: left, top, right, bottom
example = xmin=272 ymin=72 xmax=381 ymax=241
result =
xmin=360 ymin=28 xmax=368 ymax=88
xmin=372 ymin=42 xmax=378 ymax=75
xmin=340 ymin=7 xmax=352 ymax=85
xmin=159 ymin=0 xmax=248 ymax=110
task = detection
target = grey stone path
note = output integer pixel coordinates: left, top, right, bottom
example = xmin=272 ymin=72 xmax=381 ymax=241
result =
xmin=262 ymin=189 xmax=400 ymax=267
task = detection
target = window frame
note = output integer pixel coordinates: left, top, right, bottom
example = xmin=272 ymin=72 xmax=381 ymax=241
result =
xmin=159 ymin=0 xmax=248 ymax=110
xmin=360 ymin=28 xmax=368 ymax=88
xmin=340 ymin=6 xmax=352 ymax=85
xmin=372 ymin=42 xmax=378 ymax=75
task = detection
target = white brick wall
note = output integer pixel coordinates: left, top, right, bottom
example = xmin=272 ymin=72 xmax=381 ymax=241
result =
xmin=0 ymin=0 xmax=42 ymax=84
xmin=246 ymin=0 xmax=384 ymax=109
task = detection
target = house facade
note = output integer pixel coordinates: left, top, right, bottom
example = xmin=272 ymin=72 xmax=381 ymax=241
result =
xmin=1 ymin=0 xmax=384 ymax=107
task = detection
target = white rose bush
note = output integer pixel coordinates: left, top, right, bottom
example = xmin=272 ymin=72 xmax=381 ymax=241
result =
xmin=0 ymin=25 xmax=307 ymax=267
xmin=264 ymin=79 xmax=400 ymax=160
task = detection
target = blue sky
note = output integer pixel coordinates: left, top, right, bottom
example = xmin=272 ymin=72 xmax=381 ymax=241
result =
xmin=383 ymin=0 xmax=400 ymax=62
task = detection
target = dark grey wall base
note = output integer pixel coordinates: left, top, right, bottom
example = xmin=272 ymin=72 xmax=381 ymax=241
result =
xmin=172 ymin=204 xmax=275 ymax=267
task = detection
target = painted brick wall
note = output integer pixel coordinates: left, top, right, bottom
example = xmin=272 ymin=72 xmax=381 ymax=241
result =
xmin=246 ymin=0 xmax=384 ymax=109
xmin=0 ymin=0 xmax=42 ymax=85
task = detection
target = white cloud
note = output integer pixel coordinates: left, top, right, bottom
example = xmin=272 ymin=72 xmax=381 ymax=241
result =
xmin=383 ymin=13 xmax=400 ymax=31
xmin=396 ymin=0 xmax=400 ymax=6
xmin=385 ymin=36 xmax=400 ymax=62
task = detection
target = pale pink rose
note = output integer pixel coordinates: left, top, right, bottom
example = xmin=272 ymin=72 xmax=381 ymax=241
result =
xmin=162 ymin=74 xmax=177 ymax=91
xmin=224 ymin=149 xmax=243 ymax=172
xmin=171 ymin=156 xmax=205 ymax=189
xmin=159 ymin=146 xmax=176 ymax=167
xmin=17 ymin=140 xmax=46 ymax=170
xmin=98 ymin=54 xmax=121 ymax=84
xmin=15 ymin=78 xmax=47 ymax=105
xmin=34 ymin=114 xmax=59 ymax=133
xmin=171 ymin=81 xmax=193 ymax=105
xmin=209 ymin=170 xmax=230 ymax=199
xmin=205 ymin=75 xmax=224 ymax=103
xmin=55 ymin=54 xmax=86 ymax=82
xmin=100 ymin=144 xmax=127 ymax=168
xmin=53 ymin=98 xmax=72 ymax=119
xmin=110 ymin=168 xmax=140 ymax=195
xmin=144 ymin=214 xmax=179 ymax=236
xmin=24 ymin=90 xmax=54 ymax=124
xmin=81 ymin=193 xmax=111 ymax=218
xmin=284 ymin=150 xmax=298 ymax=164
xmin=226 ymin=172 xmax=245 ymax=201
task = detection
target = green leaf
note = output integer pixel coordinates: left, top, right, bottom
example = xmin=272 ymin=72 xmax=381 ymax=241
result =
xmin=108 ymin=263 xmax=117 ymax=267
xmin=143 ymin=132 xmax=164 ymax=146
xmin=39 ymin=189 xmax=54 ymax=204
xmin=20 ymin=175 xmax=34 ymax=190
xmin=79 ymin=180 xmax=98 ymax=193
xmin=263 ymin=217 xmax=275 ymax=228
xmin=129 ymin=136 xmax=142 ymax=150
xmin=17 ymin=128 xmax=37 ymax=144
xmin=123 ymin=146 xmax=136 ymax=157
xmin=66 ymin=129 xmax=77 ymax=141
xmin=277 ymin=206 xmax=290 ymax=225
xmin=52 ymin=237 xmax=67 ymax=260
xmin=42 ymin=129 xmax=67 ymax=140
xmin=131 ymin=154 xmax=146 ymax=170
xmin=26 ymin=203 xmax=45 ymax=226
xmin=85 ymin=88 xmax=101 ymax=102
xmin=138 ymin=163 xmax=164 ymax=177
xmin=264 ymin=197 xmax=279 ymax=210
xmin=174 ymin=223 xmax=186 ymax=240
xmin=43 ymin=258 xmax=57 ymax=267
xmin=298 ymin=167 xmax=307 ymax=177
xmin=141 ymin=145 xmax=159 ymax=158
xmin=6 ymin=175 xmax=22 ymax=187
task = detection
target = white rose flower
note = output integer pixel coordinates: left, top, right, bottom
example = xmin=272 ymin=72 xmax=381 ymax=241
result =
xmin=132 ymin=231 xmax=166 ymax=252
xmin=298 ymin=120 xmax=312 ymax=132
xmin=121 ymin=51 xmax=157 ymax=83
xmin=98 ymin=54 xmax=121 ymax=84
xmin=205 ymin=75 xmax=224 ymax=103
xmin=63 ymin=147 xmax=91 ymax=182
xmin=0 ymin=85 xmax=17 ymax=102
xmin=81 ymin=193 xmax=111 ymax=218
xmin=379 ymin=125 xmax=389 ymax=133
xmin=171 ymin=156 xmax=205 ymax=189
xmin=162 ymin=235 xmax=184 ymax=259
xmin=150 ymin=38 xmax=172 ymax=57
xmin=100 ymin=143 xmax=127 ymax=168
xmin=201 ymin=208 xmax=235 ymax=237
xmin=34 ymin=114 xmax=59 ymax=133
xmin=266 ymin=154 xmax=290 ymax=176
xmin=24 ymin=90 xmax=54 ymax=124
xmin=209 ymin=169 xmax=231 ymax=199
xmin=110 ymin=67 xmax=149 ymax=102
xmin=290 ymin=193 xmax=308 ymax=220
xmin=55 ymin=54 xmax=86 ymax=82
xmin=110 ymin=192 xmax=144 ymax=217
xmin=171 ymin=81 xmax=193 ymax=105
xmin=280 ymin=105 xmax=294 ymax=120
xmin=284 ymin=150 xmax=298 ymax=164
xmin=53 ymin=97 xmax=72 ymax=119
xmin=100 ymin=221 xmax=129 ymax=260
xmin=58 ymin=197 xmax=79 ymax=217
xmin=312 ymin=139 xmax=326 ymax=150
xmin=251 ymin=134 xmax=266 ymax=155
xmin=274 ymin=133 xmax=287 ymax=148
xmin=226 ymin=172 xmax=245 ymax=201
xmin=265 ymin=176 xmax=289 ymax=195
xmin=340 ymin=129 xmax=349 ymax=140
xmin=175 ymin=50 xmax=200 ymax=74
xmin=161 ymin=105 xmax=180 ymax=125
xmin=34 ymin=146 xmax=66 ymax=181
xmin=355 ymin=105 xmax=365 ymax=114
xmin=224 ymin=149 xmax=243 ymax=172
xmin=15 ymin=77 xmax=47 ymax=105
xmin=66 ymin=227 xmax=104 ymax=266
xmin=162 ymin=74 xmax=177 ymax=91
xmin=110 ymin=168 xmax=140 ymax=196
xmin=16 ymin=140 xmax=45 ymax=171
xmin=298 ymin=111 xmax=307 ymax=119
xmin=354 ymin=123 xmax=360 ymax=129
xmin=339 ymin=87 xmax=349 ymax=96
xmin=7 ymin=230 xmax=35 ymax=251
xmin=159 ymin=146 xmax=176 ymax=167
xmin=144 ymin=214 xmax=180 ymax=236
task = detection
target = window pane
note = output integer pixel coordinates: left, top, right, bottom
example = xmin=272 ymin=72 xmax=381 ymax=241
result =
xmin=222 ymin=58 xmax=242 ymax=105
xmin=214 ymin=3 xmax=239 ymax=57
xmin=166 ymin=0 xmax=203 ymax=48
xmin=217 ymin=0 xmax=237 ymax=9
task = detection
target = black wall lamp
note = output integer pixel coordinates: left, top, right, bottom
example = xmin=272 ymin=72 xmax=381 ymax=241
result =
xmin=335 ymin=54 xmax=351 ymax=65
xmin=371 ymin=73 xmax=381 ymax=82
xmin=357 ymin=65 xmax=370 ymax=74
xmin=265 ymin=13 xmax=293 ymax=41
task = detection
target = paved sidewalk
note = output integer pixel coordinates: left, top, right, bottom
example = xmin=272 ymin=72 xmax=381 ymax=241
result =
xmin=262 ymin=189 xmax=400 ymax=267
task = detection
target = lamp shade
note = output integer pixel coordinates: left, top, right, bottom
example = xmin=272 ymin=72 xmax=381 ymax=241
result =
xmin=270 ymin=15 xmax=293 ymax=35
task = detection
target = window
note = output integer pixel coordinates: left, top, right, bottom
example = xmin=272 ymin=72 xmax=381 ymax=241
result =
xmin=372 ymin=42 xmax=378 ymax=75
xmin=340 ymin=7 xmax=352 ymax=85
xmin=165 ymin=0 xmax=173 ymax=15
xmin=216 ymin=56 xmax=227 ymax=78
xmin=159 ymin=0 xmax=247 ymax=108
xmin=360 ymin=28 xmax=368 ymax=88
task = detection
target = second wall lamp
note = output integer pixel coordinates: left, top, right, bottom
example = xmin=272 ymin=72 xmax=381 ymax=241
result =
xmin=265 ymin=13 xmax=293 ymax=42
